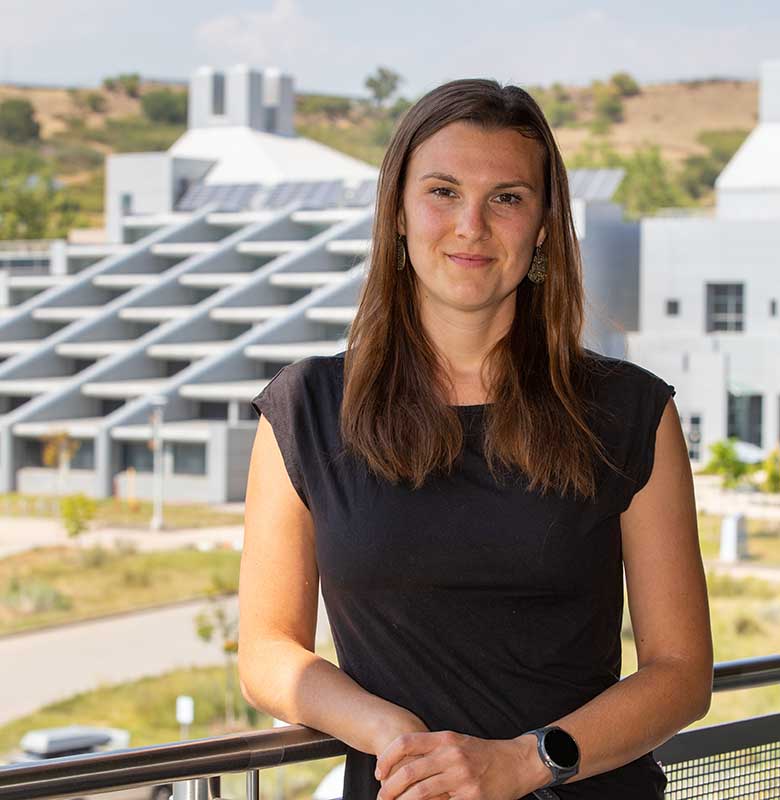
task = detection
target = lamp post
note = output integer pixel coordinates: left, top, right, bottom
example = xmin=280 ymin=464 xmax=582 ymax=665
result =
xmin=149 ymin=394 xmax=168 ymax=532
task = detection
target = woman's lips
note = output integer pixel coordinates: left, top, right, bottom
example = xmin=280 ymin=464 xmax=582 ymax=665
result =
xmin=447 ymin=254 xmax=494 ymax=267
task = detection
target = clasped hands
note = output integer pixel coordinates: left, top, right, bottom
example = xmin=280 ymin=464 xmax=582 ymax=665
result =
xmin=374 ymin=729 xmax=548 ymax=800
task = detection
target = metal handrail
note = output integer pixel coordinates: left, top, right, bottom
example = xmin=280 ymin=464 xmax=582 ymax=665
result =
xmin=0 ymin=654 xmax=777 ymax=800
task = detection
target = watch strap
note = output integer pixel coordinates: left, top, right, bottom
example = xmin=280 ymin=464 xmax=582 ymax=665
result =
xmin=528 ymin=725 xmax=580 ymax=788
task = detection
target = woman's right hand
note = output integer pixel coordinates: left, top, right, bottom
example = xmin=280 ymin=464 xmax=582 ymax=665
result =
xmin=372 ymin=712 xmax=450 ymax=800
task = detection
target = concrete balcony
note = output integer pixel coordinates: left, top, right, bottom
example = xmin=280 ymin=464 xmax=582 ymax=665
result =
xmin=179 ymin=379 xmax=269 ymax=401
xmin=178 ymin=273 xmax=252 ymax=289
xmin=118 ymin=307 xmax=194 ymax=322
xmin=81 ymin=378 xmax=171 ymax=399
xmin=146 ymin=341 xmax=233 ymax=360
xmin=268 ymin=272 xmax=346 ymax=289
xmin=209 ymin=306 xmax=291 ymax=323
xmin=13 ymin=417 xmax=105 ymax=437
xmin=55 ymin=341 xmax=134 ymax=359
xmin=0 ymin=341 xmax=42 ymax=357
xmin=92 ymin=274 xmax=159 ymax=289
xmin=244 ymin=339 xmax=346 ymax=362
xmin=305 ymin=306 xmax=356 ymax=324
xmin=150 ymin=242 xmax=219 ymax=257
xmin=31 ymin=306 xmax=104 ymax=322
xmin=325 ymin=238 xmax=371 ymax=256
xmin=235 ymin=241 xmax=309 ymax=256
xmin=0 ymin=377 xmax=70 ymax=395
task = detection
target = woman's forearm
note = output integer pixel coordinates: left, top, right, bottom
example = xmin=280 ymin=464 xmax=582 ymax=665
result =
xmin=513 ymin=657 xmax=713 ymax=790
xmin=239 ymin=638 xmax=420 ymax=756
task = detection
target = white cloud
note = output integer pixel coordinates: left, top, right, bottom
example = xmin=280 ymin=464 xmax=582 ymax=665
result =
xmin=195 ymin=0 xmax=330 ymax=73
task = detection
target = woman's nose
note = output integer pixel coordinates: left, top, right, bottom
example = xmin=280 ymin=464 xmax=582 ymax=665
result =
xmin=454 ymin=200 xmax=489 ymax=241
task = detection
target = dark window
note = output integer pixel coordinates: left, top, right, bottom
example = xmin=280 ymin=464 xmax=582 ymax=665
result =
xmin=71 ymin=440 xmax=95 ymax=470
xmin=666 ymin=299 xmax=680 ymax=316
xmin=727 ymin=393 xmax=762 ymax=447
xmin=165 ymin=360 xmax=189 ymax=377
xmin=212 ymin=73 xmax=225 ymax=116
xmin=686 ymin=414 xmax=702 ymax=460
xmin=120 ymin=193 xmax=133 ymax=215
xmin=198 ymin=401 xmax=228 ymax=420
xmin=264 ymin=106 xmax=278 ymax=132
xmin=706 ymin=283 xmax=744 ymax=332
xmin=21 ymin=439 xmax=44 ymax=467
xmin=120 ymin=442 xmax=154 ymax=473
xmin=101 ymin=398 xmax=124 ymax=416
xmin=771 ymin=299 xmax=777 ymax=317
xmin=172 ymin=443 xmax=206 ymax=475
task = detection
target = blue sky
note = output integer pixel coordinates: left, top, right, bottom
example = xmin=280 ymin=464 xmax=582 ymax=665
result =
xmin=3 ymin=0 xmax=779 ymax=98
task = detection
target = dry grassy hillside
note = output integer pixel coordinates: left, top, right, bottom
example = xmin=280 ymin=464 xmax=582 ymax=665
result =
xmin=0 ymin=77 xmax=760 ymax=165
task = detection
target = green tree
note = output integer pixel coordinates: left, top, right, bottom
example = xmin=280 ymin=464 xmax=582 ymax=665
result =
xmin=117 ymin=73 xmax=141 ymax=98
xmin=365 ymin=66 xmax=402 ymax=108
xmin=567 ymin=140 xmax=688 ymax=219
xmin=102 ymin=77 xmax=117 ymax=92
xmin=702 ymin=438 xmax=750 ymax=489
xmin=85 ymin=91 xmax=107 ymax=113
xmin=141 ymin=89 xmax=188 ymax=125
xmin=0 ymin=98 xmax=41 ymax=144
xmin=610 ymin=71 xmax=641 ymax=97
xmin=760 ymin=447 xmax=780 ymax=493
xmin=0 ymin=154 xmax=79 ymax=238
xmin=591 ymin=80 xmax=624 ymax=126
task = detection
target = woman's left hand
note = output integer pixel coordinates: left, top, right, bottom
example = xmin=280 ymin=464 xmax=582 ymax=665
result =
xmin=375 ymin=730 xmax=545 ymax=800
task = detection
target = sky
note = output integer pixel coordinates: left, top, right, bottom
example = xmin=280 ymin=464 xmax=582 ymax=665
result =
xmin=2 ymin=0 xmax=779 ymax=98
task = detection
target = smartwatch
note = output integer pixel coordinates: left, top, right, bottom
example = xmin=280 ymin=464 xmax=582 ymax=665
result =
xmin=526 ymin=725 xmax=580 ymax=788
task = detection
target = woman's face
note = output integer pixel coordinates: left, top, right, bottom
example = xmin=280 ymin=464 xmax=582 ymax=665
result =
xmin=397 ymin=120 xmax=547 ymax=318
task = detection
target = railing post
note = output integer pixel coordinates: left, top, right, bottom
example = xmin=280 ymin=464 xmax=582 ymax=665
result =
xmin=172 ymin=778 xmax=209 ymax=799
xmin=246 ymin=769 xmax=260 ymax=800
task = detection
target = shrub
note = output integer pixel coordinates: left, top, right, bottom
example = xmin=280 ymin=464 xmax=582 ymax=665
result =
xmin=611 ymin=72 xmax=641 ymax=97
xmin=60 ymin=493 xmax=97 ymax=538
xmin=85 ymin=92 xmax=107 ymax=113
xmin=702 ymin=438 xmax=750 ymax=489
xmin=2 ymin=575 xmax=72 ymax=614
xmin=297 ymin=93 xmax=352 ymax=118
xmin=760 ymin=447 xmax=780 ymax=493
xmin=0 ymin=99 xmax=40 ymax=144
xmin=141 ymin=89 xmax=188 ymax=125
xmin=117 ymin=73 xmax=141 ymax=98
xmin=593 ymin=83 xmax=624 ymax=123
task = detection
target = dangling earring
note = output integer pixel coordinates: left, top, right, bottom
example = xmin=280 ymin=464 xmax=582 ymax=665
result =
xmin=527 ymin=245 xmax=547 ymax=284
xmin=396 ymin=234 xmax=407 ymax=271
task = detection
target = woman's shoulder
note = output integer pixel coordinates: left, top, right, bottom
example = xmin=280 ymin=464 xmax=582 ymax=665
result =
xmin=252 ymin=352 xmax=344 ymax=409
xmin=581 ymin=347 xmax=675 ymax=399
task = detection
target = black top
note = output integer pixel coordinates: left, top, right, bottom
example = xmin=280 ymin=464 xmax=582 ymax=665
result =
xmin=250 ymin=349 xmax=675 ymax=800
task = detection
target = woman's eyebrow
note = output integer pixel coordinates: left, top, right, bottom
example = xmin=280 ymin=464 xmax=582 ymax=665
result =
xmin=418 ymin=171 xmax=536 ymax=192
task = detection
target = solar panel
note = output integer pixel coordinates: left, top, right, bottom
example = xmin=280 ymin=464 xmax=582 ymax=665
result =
xmin=567 ymin=168 xmax=625 ymax=201
xmin=175 ymin=183 xmax=263 ymax=212
xmin=343 ymin=179 xmax=377 ymax=207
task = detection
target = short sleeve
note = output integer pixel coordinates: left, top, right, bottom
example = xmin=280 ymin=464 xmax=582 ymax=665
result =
xmin=250 ymin=367 xmax=311 ymax=509
xmin=619 ymin=376 xmax=676 ymax=511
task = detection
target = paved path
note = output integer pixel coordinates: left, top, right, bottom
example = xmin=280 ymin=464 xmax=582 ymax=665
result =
xmin=0 ymin=516 xmax=244 ymax=558
xmin=0 ymin=593 xmax=333 ymax=726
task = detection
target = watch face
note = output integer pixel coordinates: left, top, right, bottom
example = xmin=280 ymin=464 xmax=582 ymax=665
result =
xmin=545 ymin=729 xmax=579 ymax=769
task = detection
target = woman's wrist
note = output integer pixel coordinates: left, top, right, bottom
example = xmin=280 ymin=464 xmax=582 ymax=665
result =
xmin=511 ymin=732 xmax=555 ymax=794
xmin=369 ymin=707 xmax=429 ymax=757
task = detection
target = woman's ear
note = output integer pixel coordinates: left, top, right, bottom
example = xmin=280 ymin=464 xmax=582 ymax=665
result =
xmin=536 ymin=222 xmax=547 ymax=249
xmin=396 ymin=206 xmax=406 ymax=236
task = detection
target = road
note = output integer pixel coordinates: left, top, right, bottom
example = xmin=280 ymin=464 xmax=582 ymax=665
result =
xmin=0 ymin=593 xmax=333 ymax=726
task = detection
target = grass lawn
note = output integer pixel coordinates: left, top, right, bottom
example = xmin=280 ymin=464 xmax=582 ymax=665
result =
xmin=0 ymin=645 xmax=345 ymax=800
xmin=0 ymin=545 xmax=240 ymax=635
xmin=0 ymin=493 xmax=244 ymax=529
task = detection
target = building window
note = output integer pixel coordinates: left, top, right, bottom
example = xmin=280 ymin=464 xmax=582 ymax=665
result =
xmin=172 ymin=442 xmax=206 ymax=475
xmin=727 ymin=392 xmax=762 ymax=447
xmin=101 ymin=398 xmax=124 ymax=416
xmin=212 ymin=73 xmax=225 ymax=116
xmin=21 ymin=439 xmax=44 ymax=467
xmin=685 ymin=414 xmax=702 ymax=460
xmin=706 ymin=283 xmax=744 ymax=332
xmin=120 ymin=193 xmax=133 ymax=215
xmin=70 ymin=440 xmax=95 ymax=470
xmin=198 ymin=401 xmax=228 ymax=420
xmin=666 ymin=299 xmax=680 ymax=316
xmin=771 ymin=299 xmax=777 ymax=317
xmin=120 ymin=442 xmax=153 ymax=473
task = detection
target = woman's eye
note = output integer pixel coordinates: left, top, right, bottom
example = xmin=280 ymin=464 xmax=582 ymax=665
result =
xmin=430 ymin=187 xmax=455 ymax=198
xmin=496 ymin=193 xmax=522 ymax=204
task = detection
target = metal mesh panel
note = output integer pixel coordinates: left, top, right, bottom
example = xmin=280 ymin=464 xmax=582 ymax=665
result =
xmin=662 ymin=741 xmax=780 ymax=798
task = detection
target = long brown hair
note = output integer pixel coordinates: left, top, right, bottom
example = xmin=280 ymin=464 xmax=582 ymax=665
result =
xmin=340 ymin=78 xmax=622 ymax=500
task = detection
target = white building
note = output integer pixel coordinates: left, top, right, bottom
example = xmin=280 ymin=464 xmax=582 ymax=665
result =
xmin=0 ymin=64 xmax=641 ymax=502
xmin=627 ymin=58 xmax=780 ymax=465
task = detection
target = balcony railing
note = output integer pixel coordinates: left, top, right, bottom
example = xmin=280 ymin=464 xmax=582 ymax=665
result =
xmin=0 ymin=654 xmax=778 ymax=800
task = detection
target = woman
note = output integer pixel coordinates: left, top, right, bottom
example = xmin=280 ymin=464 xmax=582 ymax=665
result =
xmin=239 ymin=79 xmax=713 ymax=800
